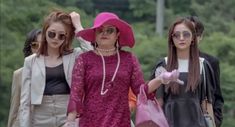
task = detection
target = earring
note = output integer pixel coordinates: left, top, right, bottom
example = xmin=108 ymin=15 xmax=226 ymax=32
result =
xmin=115 ymin=41 xmax=119 ymax=48
xmin=95 ymin=42 xmax=98 ymax=48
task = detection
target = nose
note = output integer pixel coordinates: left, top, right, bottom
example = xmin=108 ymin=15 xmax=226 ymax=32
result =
xmin=179 ymin=34 xmax=184 ymax=40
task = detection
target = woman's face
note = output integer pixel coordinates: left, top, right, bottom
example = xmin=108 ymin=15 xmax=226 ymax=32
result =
xmin=172 ymin=23 xmax=193 ymax=51
xmin=31 ymin=33 xmax=41 ymax=53
xmin=46 ymin=22 xmax=67 ymax=50
xmin=95 ymin=25 xmax=119 ymax=49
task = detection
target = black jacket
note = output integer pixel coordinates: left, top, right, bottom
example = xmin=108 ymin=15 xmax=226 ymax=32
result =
xmin=200 ymin=52 xmax=224 ymax=127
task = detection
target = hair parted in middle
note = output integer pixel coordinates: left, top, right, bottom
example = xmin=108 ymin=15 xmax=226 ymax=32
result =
xmin=166 ymin=17 xmax=200 ymax=94
xmin=38 ymin=10 xmax=75 ymax=57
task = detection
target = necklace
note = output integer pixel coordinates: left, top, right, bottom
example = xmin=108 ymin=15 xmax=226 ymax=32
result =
xmin=97 ymin=49 xmax=120 ymax=95
xmin=96 ymin=47 xmax=116 ymax=52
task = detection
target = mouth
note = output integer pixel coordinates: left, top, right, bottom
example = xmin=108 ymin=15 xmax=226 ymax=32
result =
xmin=51 ymin=42 xmax=59 ymax=45
xmin=178 ymin=42 xmax=186 ymax=45
xmin=101 ymin=37 xmax=108 ymax=39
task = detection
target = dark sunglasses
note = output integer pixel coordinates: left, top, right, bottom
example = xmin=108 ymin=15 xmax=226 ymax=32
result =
xmin=172 ymin=31 xmax=191 ymax=40
xmin=47 ymin=31 xmax=66 ymax=41
xmin=30 ymin=42 xmax=39 ymax=49
xmin=95 ymin=27 xmax=117 ymax=35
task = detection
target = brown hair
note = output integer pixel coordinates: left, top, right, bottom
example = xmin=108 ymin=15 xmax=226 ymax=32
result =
xmin=166 ymin=17 xmax=200 ymax=94
xmin=37 ymin=10 xmax=75 ymax=57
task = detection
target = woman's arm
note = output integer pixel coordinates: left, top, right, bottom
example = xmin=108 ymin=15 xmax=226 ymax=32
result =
xmin=148 ymin=69 xmax=181 ymax=93
xmin=20 ymin=57 xmax=32 ymax=127
xmin=130 ymin=53 xmax=181 ymax=95
xmin=70 ymin=12 xmax=93 ymax=51
xmin=66 ymin=55 xmax=86 ymax=122
xmin=8 ymin=69 xmax=21 ymax=127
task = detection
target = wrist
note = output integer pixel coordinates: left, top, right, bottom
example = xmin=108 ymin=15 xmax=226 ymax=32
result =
xmin=154 ymin=76 xmax=163 ymax=84
xmin=67 ymin=111 xmax=77 ymax=121
xmin=75 ymin=25 xmax=83 ymax=32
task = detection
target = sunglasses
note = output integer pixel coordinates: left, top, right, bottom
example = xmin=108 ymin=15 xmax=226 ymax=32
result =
xmin=172 ymin=31 xmax=191 ymax=40
xmin=31 ymin=42 xmax=39 ymax=49
xmin=47 ymin=31 xmax=66 ymax=41
xmin=95 ymin=27 xmax=117 ymax=35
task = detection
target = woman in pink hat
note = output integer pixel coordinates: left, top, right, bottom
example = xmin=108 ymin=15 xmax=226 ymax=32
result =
xmin=65 ymin=12 xmax=182 ymax=127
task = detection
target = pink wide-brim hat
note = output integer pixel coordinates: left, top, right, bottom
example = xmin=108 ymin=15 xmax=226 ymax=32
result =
xmin=77 ymin=12 xmax=135 ymax=48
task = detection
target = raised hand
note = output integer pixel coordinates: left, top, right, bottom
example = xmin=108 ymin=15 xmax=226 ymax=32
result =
xmin=70 ymin=11 xmax=83 ymax=32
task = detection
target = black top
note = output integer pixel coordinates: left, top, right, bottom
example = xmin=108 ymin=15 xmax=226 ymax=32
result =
xmin=200 ymin=51 xmax=224 ymax=127
xmin=44 ymin=64 xmax=70 ymax=95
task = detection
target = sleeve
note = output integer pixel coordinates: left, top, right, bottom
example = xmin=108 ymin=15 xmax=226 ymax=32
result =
xmin=205 ymin=59 xmax=224 ymax=127
xmin=128 ymin=88 xmax=137 ymax=111
xmin=8 ymin=71 xmax=19 ymax=127
xmin=149 ymin=59 xmax=166 ymax=99
xmin=75 ymin=36 xmax=93 ymax=52
xmin=129 ymin=54 xmax=155 ymax=99
xmin=74 ymin=26 xmax=93 ymax=52
xmin=67 ymin=55 xmax=85 ymax=117
xmin=20 ymin=59 xmax=32 ymax=127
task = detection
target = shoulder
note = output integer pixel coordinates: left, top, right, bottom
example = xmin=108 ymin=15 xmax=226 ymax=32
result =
xmin=200 ymin=57 xmax=214 ymax=74
xmin=65 ymin=48 xmax=89 ymax=60
xmin=199 ymin=52 xmax=219 ymax=64
xmin=13 ymin=68 xmax=23 ymax=75
xmin=24 ymin=53 xmax=37 ymax=65
xmin=199 ymin=57 xmax=210 ymax=67
xmin=80 ymin=50 xmax=94 ymax=57
xmin=72 ymin=47 xmax=87 ymax=57
xmin=12 ymin=68 xmax=23 ymax=83
xmin=120 ymin=50 xmax=133 ymax=56
xmin=119 ymin=50 xmax=138 ymax=61
xmin=154 ymin=57 xmax=166 ymax=68
xmin=25 ymin=53 xmax=37 ymax=61
xmin=73 ymin=47 xmax=82 ymax=53
xmin=75 ymin=50 xmax=94 ymax=61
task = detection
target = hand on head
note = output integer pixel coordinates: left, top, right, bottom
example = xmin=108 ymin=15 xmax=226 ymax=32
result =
xmin=70 ymin=11 xmax=83 ymax=31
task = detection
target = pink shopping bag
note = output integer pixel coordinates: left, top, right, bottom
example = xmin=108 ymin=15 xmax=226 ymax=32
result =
xmin=135 ymin=85 xmax=169 ymax=127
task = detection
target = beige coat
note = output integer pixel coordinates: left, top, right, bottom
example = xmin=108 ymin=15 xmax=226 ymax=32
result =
xmin=19 ymin=38 xmax=92 ymax=127
xmin=8 ymin=68 xmax=22 ymax=127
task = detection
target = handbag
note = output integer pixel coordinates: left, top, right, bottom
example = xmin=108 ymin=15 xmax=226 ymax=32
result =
xmin=135 ymin=85 xmax=169 ymax=127
xmin=201 ymin=62 xmax=216 ymax=127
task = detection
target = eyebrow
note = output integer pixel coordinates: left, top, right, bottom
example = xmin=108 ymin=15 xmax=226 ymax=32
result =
xmin=174 ymin=30 xmax=191 ymax=33
xmin=48 ymin=29 xmax=66 ymax=33
xmin=100 ymin=25 xmax=116 ymax=29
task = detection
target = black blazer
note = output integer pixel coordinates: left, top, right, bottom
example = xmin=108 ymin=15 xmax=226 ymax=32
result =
xmin=200 ymin=51 xmax=224 ymax=127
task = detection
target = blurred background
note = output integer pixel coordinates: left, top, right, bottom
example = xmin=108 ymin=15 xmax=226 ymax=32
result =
xmin=0 ymin=0 xmax=235 ymax=126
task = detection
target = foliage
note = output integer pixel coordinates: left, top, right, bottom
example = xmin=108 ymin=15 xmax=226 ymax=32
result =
xmin=0 ymin=0 xmax=89 ymax=125
xmin=1 ymin=0 xmax=235 ymax=127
